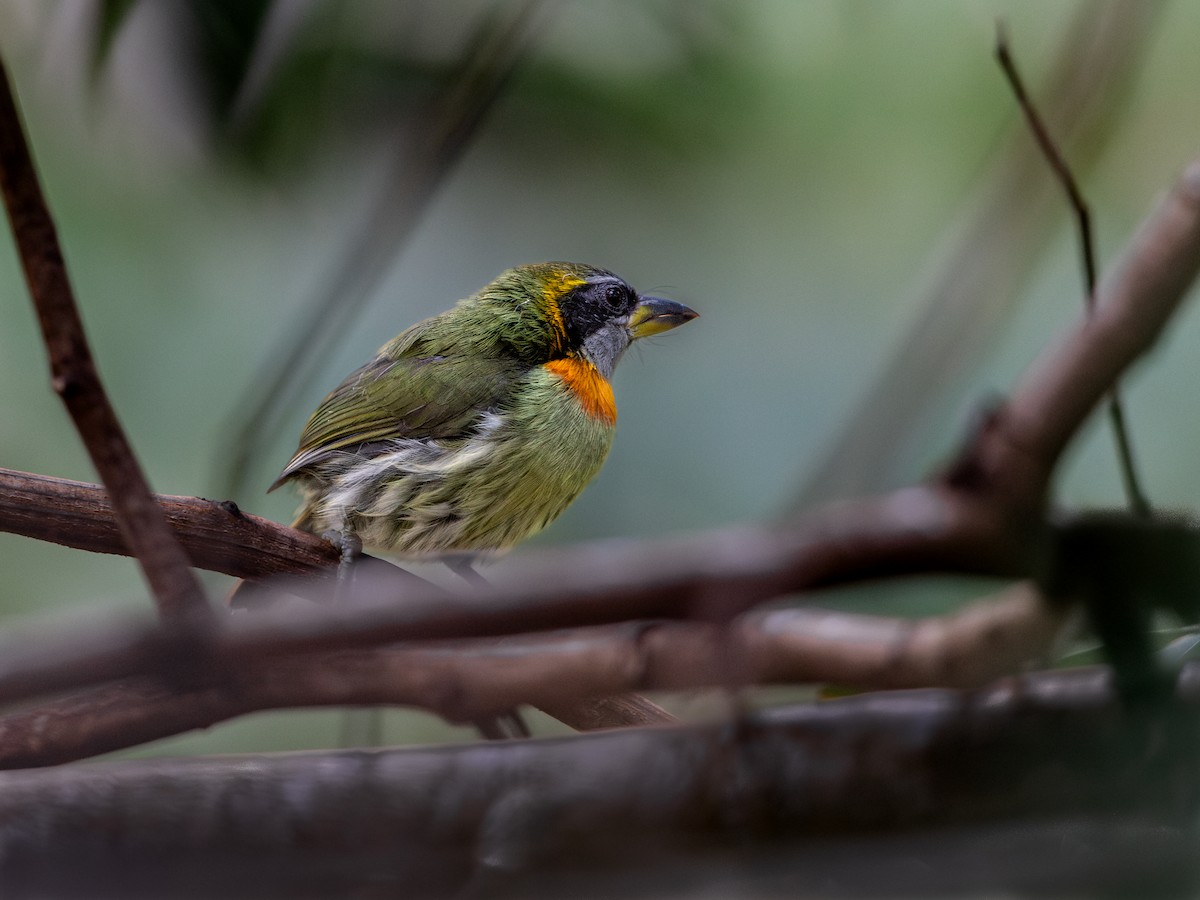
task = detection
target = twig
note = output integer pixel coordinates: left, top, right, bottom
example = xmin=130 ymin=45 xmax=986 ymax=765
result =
xmin=0 ymin=59 xmax=211 ymax=623
xmin=0 ymin=585 xmax=1058 ymax=768
xmin=995 ymin=22 xmax=1151 ymax=517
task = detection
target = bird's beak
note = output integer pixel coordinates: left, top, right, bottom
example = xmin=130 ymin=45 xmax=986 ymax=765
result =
xmin=627 ymin=296 xmax=699 ymax=339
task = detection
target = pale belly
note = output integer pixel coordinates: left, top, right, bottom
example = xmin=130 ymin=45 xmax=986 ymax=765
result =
xmin=291 ymin=375 xmax=616 ymax=557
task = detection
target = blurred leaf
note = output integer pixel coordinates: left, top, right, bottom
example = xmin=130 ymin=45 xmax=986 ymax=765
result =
xmin=1158 ymin=631 xmax=1200 ymax=667
xmin=91 ymin=0 xmax=140 ymax=76
xmin=514 ymin=3 xmax=754 ymax=156
xmin=189 ymin=0 xmax=273 ymax=123
xmin=90 ymin=0 xmax=272 ymax=129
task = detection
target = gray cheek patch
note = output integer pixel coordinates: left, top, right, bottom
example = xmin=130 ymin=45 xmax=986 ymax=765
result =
xmin=581 ymin=323 xmax=632 ymax=380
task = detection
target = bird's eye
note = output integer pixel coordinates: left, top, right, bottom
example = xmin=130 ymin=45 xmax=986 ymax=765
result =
xmin=604 ymin=285 xmax=626 ymax=309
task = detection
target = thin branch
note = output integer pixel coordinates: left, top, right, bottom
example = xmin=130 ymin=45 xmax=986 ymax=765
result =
xmin=0 ymin=58 xmax=211 ymax=623
xmin=0 ymin=584 xmax=1059 ymax=768
xmin=995 ymin=22 xmax=1151 ymax=516
xmin=1 ymin=667 xmax=1197 ymax=897
xmin=994 ymin=22 xmax=1098 ymax=298
xmin=791 ymin=0 xmax=1162 ymax=509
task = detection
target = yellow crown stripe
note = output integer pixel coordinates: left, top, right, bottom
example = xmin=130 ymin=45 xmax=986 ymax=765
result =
xmin=540 ymin=271 xmax=586 ymax=354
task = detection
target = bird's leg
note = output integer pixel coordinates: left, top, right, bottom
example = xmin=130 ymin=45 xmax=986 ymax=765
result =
xmin=447 ymin=556 xmax=490 ymax=589
xmin=473 ymin=715 xmax=530 ymax=741
xmin=447 ymin=557 xmax=531 ymax=741
xmin=322 ymin=530 xmax=362 ymax=605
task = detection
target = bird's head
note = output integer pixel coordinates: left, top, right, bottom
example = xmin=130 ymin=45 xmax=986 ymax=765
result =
xmin=464 ymin=262 xmax=698 ymax=378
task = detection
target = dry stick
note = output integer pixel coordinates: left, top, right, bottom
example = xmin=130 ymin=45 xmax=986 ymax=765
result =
xmin=995 ymin=26 xmax=1151 ymax=517
xmin=0 ymin=585 xmax=1058 ymax=768
xmin=0 ymin=153 xmax=1198 ymax=713
xmin=0 ymin=60 xmax=210 ymax=623
xmin=0 ymin=468 xmax=340 ymax=580
xmin=0 ymin=468 xmax=668 ymax=731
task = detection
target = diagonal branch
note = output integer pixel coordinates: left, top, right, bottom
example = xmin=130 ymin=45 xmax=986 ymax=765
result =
xmin=0 ymin=58 xmax=211 ymax=624
xmin=0 ymin=584 xmax=1059 ymax=768
xmin=1001 ymin=158 xmax=1200 ymax=469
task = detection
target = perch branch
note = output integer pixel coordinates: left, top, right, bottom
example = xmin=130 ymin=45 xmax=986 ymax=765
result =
xmin=0 ymin=509 xmax=1013 ymax=708
xmin=0 ymin=468 xmax=339 ymax=579
xmin=0 ymin=59 xmax=209 ymax=622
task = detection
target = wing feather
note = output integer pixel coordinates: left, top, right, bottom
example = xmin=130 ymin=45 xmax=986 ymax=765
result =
xmin=271 ymin=322 xmax=520 ymax=489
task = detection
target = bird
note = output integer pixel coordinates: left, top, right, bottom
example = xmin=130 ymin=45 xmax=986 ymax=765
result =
xmin=268 ymin=261 xmax=697 ymax=576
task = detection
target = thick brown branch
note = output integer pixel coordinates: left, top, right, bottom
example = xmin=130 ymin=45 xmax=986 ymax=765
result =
xmin=0 ymin=585 xmax=1061 ymax=768
xmin=0 ymin=467 xmax=339 ymax=579
xmin=1 ymin=666 xmax=1196 ymax=897
xmin=0 ymin=60 xmax=209 ymax=622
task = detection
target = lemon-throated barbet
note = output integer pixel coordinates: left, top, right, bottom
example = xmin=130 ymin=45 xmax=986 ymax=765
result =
xmin=271 ymin=262 xmax=697 ymax=562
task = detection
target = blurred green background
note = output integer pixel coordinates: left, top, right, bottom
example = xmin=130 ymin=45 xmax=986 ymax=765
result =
xmin=2 ymin=0 xmax=1200 ymax=753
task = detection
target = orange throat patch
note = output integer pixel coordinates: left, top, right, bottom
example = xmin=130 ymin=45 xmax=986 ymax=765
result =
xmin=545 ymin=358 xmax=617 ymax=426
